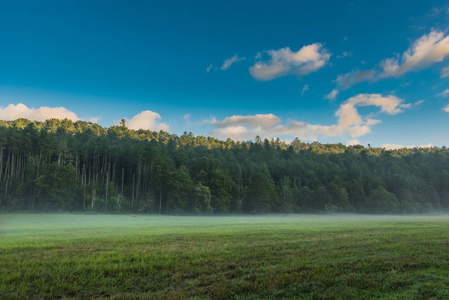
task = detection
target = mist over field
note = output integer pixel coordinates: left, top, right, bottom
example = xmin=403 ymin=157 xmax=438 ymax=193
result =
xmin=2 ymin=213 xmax=449 ymax=298
xmin=4 ymin=213 xmax=448 ymax=236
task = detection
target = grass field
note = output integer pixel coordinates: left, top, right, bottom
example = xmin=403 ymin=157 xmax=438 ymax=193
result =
xmin=1 ymin=214 xmax=449 ymax=299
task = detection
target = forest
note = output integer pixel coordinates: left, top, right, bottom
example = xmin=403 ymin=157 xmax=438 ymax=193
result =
xmin=0 ymin=118 xmax=448 ymax=214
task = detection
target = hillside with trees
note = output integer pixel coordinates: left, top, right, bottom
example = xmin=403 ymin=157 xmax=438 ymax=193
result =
xmin=1 ymin=118 xmax=448 ymax=214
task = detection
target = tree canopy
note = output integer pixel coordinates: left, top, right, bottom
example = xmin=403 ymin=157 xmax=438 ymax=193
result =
xmin=1 ymin=118 xmax=448 ymax=214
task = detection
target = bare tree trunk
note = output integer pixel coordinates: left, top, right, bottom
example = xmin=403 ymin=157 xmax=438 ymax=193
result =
xmin=75 ymin=154 xmax=79 ymax=173
xmin=105 ymin=162 xmax=110 ymax=211
xmin=101 ymin=155 xmax=107 ymax=186
xmin=4 ymin=152 xmax=10 ymax=196
xmin=121 ymin=168 xmax=124 ymax=195
xmin=132 ymin=173 xmax=135 ymax=208
xmin=159 ymin=191 xmax=162 ymax=214
xmin=283 ymin=174 xmax=286 ymax=206
xmin=91 ymin=189 xmax=96 ymax=208
xmin=19 ymin=153 xmax=24 ymax=183
xmin=136 ymin=163 xmax=141 ymax=205
xmin=32 ymin=150 xmax=42 ymax=210
xmin=238 ymin=164 xmax=241 ymax=195
xmin=0 ymin=147 xmax=3 ymax=181
xmin=112 ymin=162 xmax=116 ymax=184
xmin=82 ymin=163 xmax=86 ymax=210
xmin=95 ymin=153 xmax=99 ymax=186
xmin=11 ymin=152 xmax=15 ymax=181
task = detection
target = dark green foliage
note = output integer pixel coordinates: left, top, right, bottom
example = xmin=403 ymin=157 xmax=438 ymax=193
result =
xmin=243 ymin=174 xmax=277 ymax=213
xmin=364 ymin=186 xmax=399 ymax=213
xmin=193 ymin=183 xmax=213 ymax=213
xmin=0 ymin=118 xmax=449 ymax=213
xmin=36 ymin=163 xmax=80 ymax=210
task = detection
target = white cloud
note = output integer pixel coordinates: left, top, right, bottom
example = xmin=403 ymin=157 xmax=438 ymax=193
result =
xmin=345 ymin=93 xmax=405 ymax=114
xmin=337 ymin=51 xmax=352 ymax=59
xmin=418 ymin=143 xmax=434 ymax=148
xmin=381 ymin=144 xmax=405 ymax=150
xmin=334 ymin=30 xmax=449 ymax=89
xmin=382 ymin=143 xmax=433 ymax=150
xmin=204 ymin=94 xmax=412 ymax=141
xmin=206 ymin=64 xmax=213 ymax=72
xmin=346 ymin=139 xmax=360 ymax=146
xmin=380 ymin=30 xmax=449 ymax=77
xmin=443 ymin=104 xmax=449 ymax=112
xmin=301 ymin=84 xmax=309 ymax=95
xmin=438 ymin=89 xmax=449 ymax=98
xmin=212 ymin=126 xmax=253 ymax=141
xmin=442 ymin=66 xmax=449 ymax=77
xmin=324 ymin=89 xmax=339 ymax=100
xmin=249 ymin=43 xmax=330 ymax=81
xmin=0 ymin=103 xmax=78 ymax=122
xmin=221 ymin=54 xmax=246 ymax=71
xmin=205 ymin=113 xmax=281 ymax=129
xmin=88 ymin=117 xmax=100 ymax=123
xmin=117 ymin=110 xmax=169 ymax=132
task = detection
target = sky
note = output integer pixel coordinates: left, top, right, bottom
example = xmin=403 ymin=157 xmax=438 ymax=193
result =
xmin=0 ymin=0 xmax=449 ymax=149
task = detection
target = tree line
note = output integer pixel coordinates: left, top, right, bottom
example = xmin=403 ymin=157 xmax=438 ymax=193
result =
xmin=1 ymin=118 xmax=448 ymax=214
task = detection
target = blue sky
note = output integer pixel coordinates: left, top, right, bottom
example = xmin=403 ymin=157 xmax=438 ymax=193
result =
xmin=0 ymin=1 xmax=449 ymax=148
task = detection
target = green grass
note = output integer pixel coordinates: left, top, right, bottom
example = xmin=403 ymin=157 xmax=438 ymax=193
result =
xmin=1 ymin=214 xmax=449 ymax=299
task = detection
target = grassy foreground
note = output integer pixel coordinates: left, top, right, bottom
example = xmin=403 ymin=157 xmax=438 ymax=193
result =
xmin=1 ymin=214 xmax=449 ymax=299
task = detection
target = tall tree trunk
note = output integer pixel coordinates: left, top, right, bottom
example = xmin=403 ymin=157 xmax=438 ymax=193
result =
xmin=121 ymin=168 xmax=124 ymax=196
xmin=32 ymin=150 xmax=42 ymax=210
xmin=132 ymin=173 xmax=135 ymax=208
xmin=105 ymin=162 xmax=110 ymax=211
xmin=0 ymin=146 xmax=3 ymax=181
xmin=11 ymin=152 xmax=15 ymax=181
xmin=82 ymin=163 xmax=86 ymax=210
xmin=159 ymin=191 xmax=162 ymax=214
xmin=4 ymin=152 xmax=10 ymax=196
xmin=112 ymin=162 xmax=116 ymax=185
xmin=136 ymin=163 xmax=141 ymax=204
xmin=91 ymin=189 xmax=96 ymax=208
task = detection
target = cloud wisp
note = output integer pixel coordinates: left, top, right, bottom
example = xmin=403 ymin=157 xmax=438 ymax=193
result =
xmin=301 ymin=84 xmax=309 ymax=95
xmin=330 ymin=30 xmax=449 ymax=97
xmin=443 ymin=104 xmax=449 ymax=112
xmin=442 ymin=66 xmax=449 ymax=77
xmin=203 ymin=94 xmax=417 ymax=141
xmin=324 ymin=89 xmax=339 ymax=100
xmin=221 ymin=54 xmax=246 ymax=71
xmin=249 ymin=43 xmax=330 ymax=81
xmin=438 ymin=89 xmax=449 ymax=98
xmin=337 ymin=51 xmax=352 ymax=59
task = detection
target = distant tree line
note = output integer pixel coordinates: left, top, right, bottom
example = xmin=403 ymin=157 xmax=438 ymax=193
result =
xmin=0 ymin=118 xmax=448 ymax=214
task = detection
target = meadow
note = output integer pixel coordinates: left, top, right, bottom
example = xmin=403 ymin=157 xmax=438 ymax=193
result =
xmin=1 ymin=214 xmax=449 ymax=299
